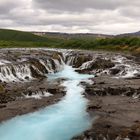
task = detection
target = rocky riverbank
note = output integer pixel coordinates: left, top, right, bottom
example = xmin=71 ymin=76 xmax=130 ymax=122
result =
xmin=0 ymin=48 xmax=140 ymax=140
xmin=72 ymin=53 xmax=140 ymax=140
xmin=72 ymin=77 xmax=140 ymax=140
xmin=0 ymin=48 xmax=66 ymax=123
xmin=0 ymin=78 xmax=66 ymax=123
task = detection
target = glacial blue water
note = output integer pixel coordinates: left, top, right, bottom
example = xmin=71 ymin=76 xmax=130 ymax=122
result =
xmin=0 ymin=65 xmax=94 ymax=140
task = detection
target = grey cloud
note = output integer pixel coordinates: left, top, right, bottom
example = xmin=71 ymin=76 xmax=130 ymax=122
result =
xmin=0 ymin=0 xmax=140 ymax=34
xmin=119 ymin=6 xmax=140 ymax=19
xmin=33 ymin=0 xmax=140 ymax=14
xmin=0 ymin=0 xmax=21 ymax=14
xmin=33 ymin=0 xmax=124 ymax=12
xmin=0 ymin=19 xmax=13 ymax=27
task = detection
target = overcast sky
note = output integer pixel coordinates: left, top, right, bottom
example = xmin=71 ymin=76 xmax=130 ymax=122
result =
xmin=0 ymin=0 xmax=140 ymax=34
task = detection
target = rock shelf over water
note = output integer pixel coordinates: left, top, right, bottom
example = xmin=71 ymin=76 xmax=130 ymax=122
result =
xmin=0 ymin=48 xmax=139 ymax=140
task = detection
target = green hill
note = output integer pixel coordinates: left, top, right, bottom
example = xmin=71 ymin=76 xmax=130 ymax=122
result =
xmin=0 ymin=29 xmax=63 ymax=48
xmin=0 ymin=29 xmax=139 ymax=55
xmin=0 ymin=29 xmax=48 ymax=42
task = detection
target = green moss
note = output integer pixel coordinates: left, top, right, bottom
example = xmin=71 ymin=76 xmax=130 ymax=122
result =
xmin=0 ymin=85 xmax=5 ymax=93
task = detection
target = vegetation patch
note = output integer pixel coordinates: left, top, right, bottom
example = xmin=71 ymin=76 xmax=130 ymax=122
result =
xmin=0 ymin=29 xmax=140 ymax=55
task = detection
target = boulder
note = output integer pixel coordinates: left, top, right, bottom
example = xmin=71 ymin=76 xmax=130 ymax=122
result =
xmin=30 ymin=65 xmax=46 ymax=79
xmin=72 ymin=54 xmax=91 ymax=68
xmin=90 ymin=58 xmax=115 ymax=70
xmin=110 ymin=68 xmax=121 ymax=75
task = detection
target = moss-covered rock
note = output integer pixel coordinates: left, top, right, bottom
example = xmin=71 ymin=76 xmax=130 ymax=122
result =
xmin=0 ymin=84 xmax=5 ymax=93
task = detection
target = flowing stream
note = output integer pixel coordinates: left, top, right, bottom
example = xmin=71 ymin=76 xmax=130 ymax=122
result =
xmin=0 ymin=65 xmax=94 ymax=140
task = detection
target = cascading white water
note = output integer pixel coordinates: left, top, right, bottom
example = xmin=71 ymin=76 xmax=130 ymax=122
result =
xmin=0 ymin=57 xmax=63 ymax=82
xmin=39 ymin=59 xmax=52 ymax=73
xmin=0 ymin=60 xmax=11 ymax=66
xmin=0 ymin=64 xmax=32 ymax=82
xmin=79 ymin=60 xmax=94 ymax=70
xmin=24 ymin=91 xmax=52 ymax=99
xmin=13 ymin=64 xmax=32 ymax=80
xmin=0 ymin=65 xmax=94 ymax=140
xmin=0 ymin=66 xmax=17 ymax=82
xmin=0 ymin=49 xmax=70 ymax=83
xmin=112 ymin=55 xmax=140 ymax=78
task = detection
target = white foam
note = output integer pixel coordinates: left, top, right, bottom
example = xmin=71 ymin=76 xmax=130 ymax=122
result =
xmin=79 ymin=60 xmax=94 ymax=70
xmin=0 ymin=65 xmax=94 ymax=140
xmin=25 ymin=91 xmax=52 ymax=99
xmin=112 ymin=55 xmax=140 ymax=78
xmin=0 ymin=60 xmax=11 ymax=65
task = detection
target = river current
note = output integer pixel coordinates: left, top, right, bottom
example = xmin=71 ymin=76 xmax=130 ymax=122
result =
xmin=0 ymin=65 xmax=93 ymax=140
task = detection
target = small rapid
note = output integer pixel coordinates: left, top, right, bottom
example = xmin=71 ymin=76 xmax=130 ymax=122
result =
xmin=0 ymin=65 xmax=94 ymax=140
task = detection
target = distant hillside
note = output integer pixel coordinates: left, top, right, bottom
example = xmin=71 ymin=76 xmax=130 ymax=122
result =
xmin=0 ymin=29 xmax=139 ymax=55
xmin=32 ymin=32 xmax=113 ymax=39
xmin=0 ymin=29 xmax=48 ymax=42
xmin=117 ymin=31 xmax=140 ymax=37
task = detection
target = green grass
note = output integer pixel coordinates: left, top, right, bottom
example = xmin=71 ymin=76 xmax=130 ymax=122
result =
xmin=0 ymin=29 xmax=65 ymax=48
xmin=0 ymin=29 xmax=48 ymax=42
xmin=56 ymin=37 xmax=140 ymax=55
xmin=0 ymin=29 xmax=140 ymax=55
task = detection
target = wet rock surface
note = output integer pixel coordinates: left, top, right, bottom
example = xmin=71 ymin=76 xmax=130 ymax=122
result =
xmin=0 ymin=49 xmax=66 ymax=123
xmin=0 ymin=48 xmax=140 ymax=140
xmin=63 ymin=50 xmax=140 ymax=140
xmin=72 ymin=55 xmax=140 ymax=140
xmin=0 ymin=49 xmax=64 ymax=82
xmin=85 ymin=58 xmax=115 ymax=70
xmin=0 ymin=78 xmax=66 ymax=122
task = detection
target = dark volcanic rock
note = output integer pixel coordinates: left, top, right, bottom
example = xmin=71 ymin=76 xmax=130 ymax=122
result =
xmin=85 ymin=85 xmax=140 ymax=98
xmin=87 ymin=104 xmax=102 ymax=111
xmin=25 ymin=76 xmax=29 ymax=80
xmin=30 ymin=65 xmax=46 ymax=78
xmin=91 ymin=58 xmax=115 ymax=69
xmin=110 ymin=68 xmax=121 ymax=75
xmin=0 ymin=93 xmax=15 ymax=104
xmin=75 ymin=57 xmax=115 ymax=75
xmin=30 ymin=59 xmax=48 ymax=74
xmin=0 ymin=49 xmax=140 ymax=139
xmin=73 ymin=55 xmax=91 ymax=68
xmin=0 ymin=104 xmax=6 ymax=108
xmin=73 ymin=74 xmax=140 ymax=140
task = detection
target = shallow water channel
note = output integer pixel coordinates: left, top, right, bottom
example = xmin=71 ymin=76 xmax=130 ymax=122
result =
xmin=0 ymin=65 xmax=94 ymax=140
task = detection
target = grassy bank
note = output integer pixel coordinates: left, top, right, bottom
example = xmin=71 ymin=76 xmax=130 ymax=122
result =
xmin=0 ymin=29 xmax=140 ymax=55
xmin=0 ymin=29 xmax=63 ymax=48
xmin=58 ymin=37 xmax=140 ymax=55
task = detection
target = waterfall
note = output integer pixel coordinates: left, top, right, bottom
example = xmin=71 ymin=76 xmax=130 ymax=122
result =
xmin=0 ymin=64 xmax=34 ymax=82
xmin=0 ymin=66 xmax=17 ymax=82
xmin=39 ymin=59 xmax=52 ymax=73
xmin=0 ymin=54 xmax=65 ymax=83
xmin=0 ymin=48 xmax=139 ymax=82
xmin=24 ymin=91 xmax=52 ymax=99
xmin=0 ymin=65 xmax=94 ymax=140
xmin=79 ymin=60 xmax=94 ymax=70
xmin=111 ymin=55 xmax=140 ymax=78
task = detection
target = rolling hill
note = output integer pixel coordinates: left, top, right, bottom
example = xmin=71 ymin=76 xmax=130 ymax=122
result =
xmin=117 ymin=31 xmax=140 ymax=37
xmin=0 ymin=29 xmax=48 ymax=42
xmin=0 ymin=29 xmax=139 ymax=55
